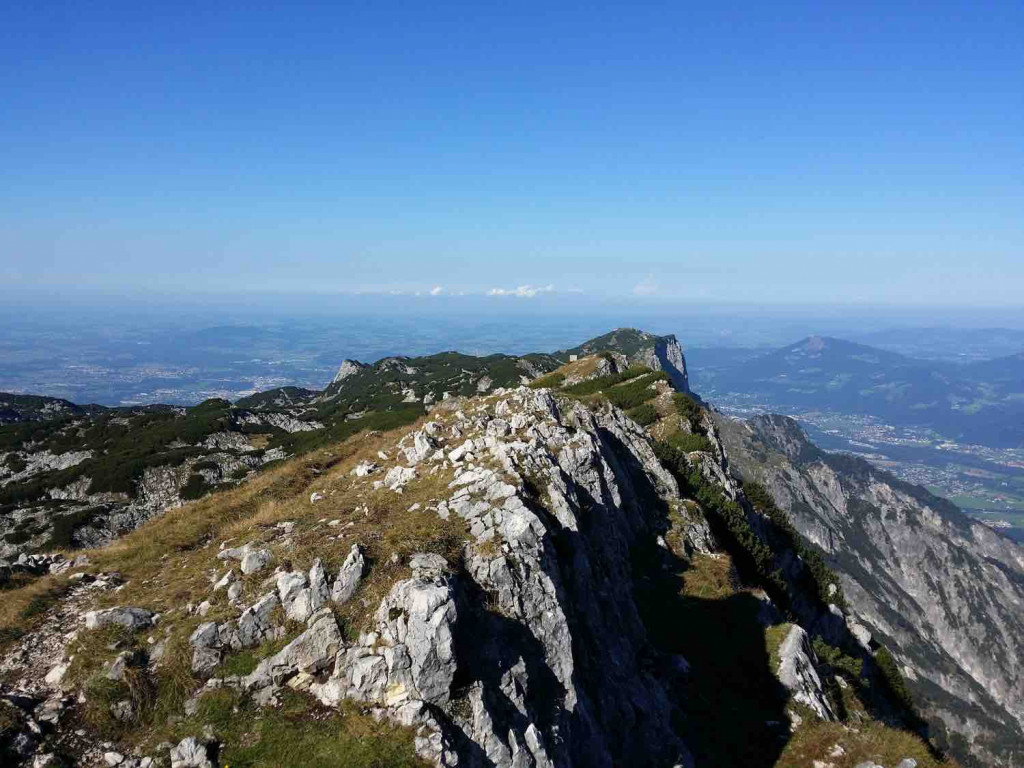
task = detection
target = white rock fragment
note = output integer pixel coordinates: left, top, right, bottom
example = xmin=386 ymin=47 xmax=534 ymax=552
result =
xmin=332 ymin=545 xmax=365 ymax=604
xmin=448 ymin=440 xmax=475 ymax=462
xmin=169 ymin=736 xmax=213 ymax=768
xmin=240 ymin=549 xmax=273 ymax=575
xmin=384 ymin=465 xmax=416 ymax=491
xmin=213 ymin=569 xmax=236 ymax=591
xmin=45 ymin=663 xmax=68 ymax=686
xmin=353 ymin=461 xmax=379 ymax=477
xmin=84 ymin=607 xmax=155 ymax=632
xmin=776 ymin=625 xmax=835 ymax=721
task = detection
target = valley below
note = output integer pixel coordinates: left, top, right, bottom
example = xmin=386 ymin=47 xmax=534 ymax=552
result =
xmin=708 ymin=399 xmax=1024 ymax=542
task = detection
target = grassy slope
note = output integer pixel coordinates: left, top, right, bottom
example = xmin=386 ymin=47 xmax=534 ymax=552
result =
xmin=2 ymin=419 xmax=467 ymax=765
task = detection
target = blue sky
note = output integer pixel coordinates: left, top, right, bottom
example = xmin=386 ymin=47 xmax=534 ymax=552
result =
xmin=1 ymin=1 xmax=1022 ymax=305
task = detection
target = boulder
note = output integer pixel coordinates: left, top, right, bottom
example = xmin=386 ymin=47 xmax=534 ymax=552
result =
xmin=84 ymin=607 xmax=155 ymax=632
xmin=106 ymin=650 xmax=146 ymax=681
xmin=169 ymin=737 xmax=213 ymax=768
xmin=277 ymin=570 xmax=311 ymax=623
xmin=231 ymin=592 xmax=280 ymax=648
xmin=331 ymin=545 xmax=365 ymax=605
xmin=375 ymin=571 xmax=458 ymax=706
xmin=353 ymin=461 xmax=379 ymax=477
xmin=309 ymin=558 xmax=330 ymax=609
xmin=384 ymin=465 xmax=416 ymax=491
xmin=213 ymin=569 xmax=235 ymax=591
xmin=403 ymin=431 xmax=436 ymax=465
xmin=246 ymin=610 xmax=343 ymax=689
xmin=189 ymin=621 xmax=223 ymax=674
xmin=240 ymin=548 xmax=273 ymax=575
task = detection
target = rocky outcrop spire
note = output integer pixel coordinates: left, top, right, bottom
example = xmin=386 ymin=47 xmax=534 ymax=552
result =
xmin=650 ymin=334 xmax=689 ymax=392
xmin=332 ymin=359 xmax=368 ymax=384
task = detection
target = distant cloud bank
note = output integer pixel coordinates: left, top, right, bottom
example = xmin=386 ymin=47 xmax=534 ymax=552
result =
xmin=487 ymin=284 xmax=556 ymax=298
xmin=633 ymin=275 xmax=658 ymax=296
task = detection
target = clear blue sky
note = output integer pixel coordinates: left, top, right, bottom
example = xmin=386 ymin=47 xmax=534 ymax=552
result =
xmin=1 ymin=1 xmax=1022 ymax=305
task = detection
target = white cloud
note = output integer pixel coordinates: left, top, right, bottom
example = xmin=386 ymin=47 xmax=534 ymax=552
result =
xmin=633 ymin=275 xmax=658 ymax=296
xmin=487 ymin=284 xmax=555 ymax=298
xmin=567 ymin=287 xmax=585 ymax=294
xmin=429 ymin=285 xmax=444 ymax=296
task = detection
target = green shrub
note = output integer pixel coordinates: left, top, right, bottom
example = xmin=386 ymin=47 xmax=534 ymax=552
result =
xmin=673 ymin=393 xmax=705 ymax=434
xmin=179 ymin=474 xmax=209 ymax=501
xmin=45 ymin=507 xmax=101 ymax=549
xmin=4 ymin=529 xmax=33 ymax=546
xmin=743 ymin=481 xmax=846 ymax=609
xmin=602 ymin=372 xmax=668 ymax=410
xmin=654 ymin=438 xmax=789 ymax=605
xmin=562 ymin=365 xmax=654 ymax=397
xmin=875 ymin=647 xmax=915 ymax=712
xmin=666 ymin=432 xmax=714 ymax=454
xmin=528 ymin=372 xmax=565 ymax=389
xmin=626 ymin=403 xmax=658 ymax=426
xmin=4 ymin=453 xmax=26 ymax=474
xmin=813 ymin=636 xmax=863 ymax=679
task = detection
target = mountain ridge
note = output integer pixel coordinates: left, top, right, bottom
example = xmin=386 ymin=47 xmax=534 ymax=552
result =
xmin=0 ymin=330 xmax=686 ymax=558
xmin=1 ymin=328 xmax=1020 ymax=767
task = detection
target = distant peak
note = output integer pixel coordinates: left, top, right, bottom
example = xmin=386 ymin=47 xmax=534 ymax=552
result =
xmin=803 ymin=336 xmax=827 ymax=352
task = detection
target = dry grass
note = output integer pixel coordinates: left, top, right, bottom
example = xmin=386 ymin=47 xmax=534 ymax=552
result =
xmin=0 ymin=573 xmax=70 ymax=650
xmin=778 ymin=718 xmax=957 ymax=768
xmin=557 ymin=355 xmax=603 ymax=382
xmin=679 ymin=552 xmax=738 ymax=600
xmin=764 ymin=622 xmax=793 ymax=671
xmin=0 ymin=413 xmax=472 ymax=758
xmin=140 ymin=688 xmax=429 ymax=767
xmin=647 ymin=396 xmax=689 ymax=442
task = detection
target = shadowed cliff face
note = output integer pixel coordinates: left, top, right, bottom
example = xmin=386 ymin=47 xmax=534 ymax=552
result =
xmin=650 ymin=336 xmax=690 ymax=393
xmin=718 ymin=412 xmax=1024 ymax=767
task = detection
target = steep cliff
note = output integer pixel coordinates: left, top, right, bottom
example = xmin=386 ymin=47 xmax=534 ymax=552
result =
xmin=718 ymin=413 xmax=1024 ymax=766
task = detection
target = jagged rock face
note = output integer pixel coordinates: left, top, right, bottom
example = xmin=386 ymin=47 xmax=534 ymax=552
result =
xmin=776 ymin=625 xmax=834 ymax=721
xmin=0 ymin=394 xmax=97 ymax=425
xmin=558 ymin=328 xmax=690 ymax=392
xmin=272 ymin=388 xmax=709 ymax=767
xmin=644 ymin=335 xmax=690 ymax=393
xmin=434 ymin=391 xmax=695 ymax=767
xmin=0 ymin=412 xmax=285 ymax=558
xmin=719 ymin=413 xmax=1024 ymax=767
